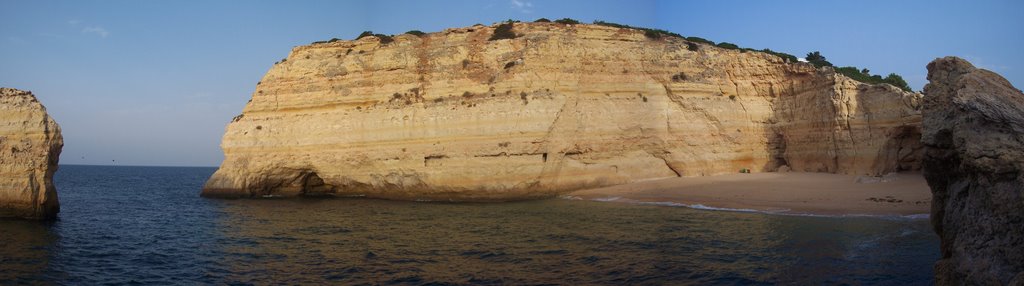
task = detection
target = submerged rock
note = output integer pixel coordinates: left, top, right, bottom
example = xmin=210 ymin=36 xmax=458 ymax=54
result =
xmin=0 ymin=88 xmax=63 ymax=219
xmin=922 ymin=57 xmax=1024 ymax=285
xmin=203 ymin=22 xmax=922 ymax=200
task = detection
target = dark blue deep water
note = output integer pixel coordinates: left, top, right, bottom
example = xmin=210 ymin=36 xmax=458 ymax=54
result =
xmin=1 ymin=165 xmax=939 ymax=285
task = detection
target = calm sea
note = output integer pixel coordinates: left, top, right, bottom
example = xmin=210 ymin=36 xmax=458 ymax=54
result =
xmin=1 ymin=165 xmax=939 ymax=285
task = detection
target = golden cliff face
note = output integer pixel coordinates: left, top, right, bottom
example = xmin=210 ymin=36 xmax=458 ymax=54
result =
xmin=0 ymin=88 xmax=63 ymax=219
xmin=202 ymin=22 xmax=922 ymax=200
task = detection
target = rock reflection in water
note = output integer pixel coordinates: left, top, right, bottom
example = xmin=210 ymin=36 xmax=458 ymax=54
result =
xmin=0 ymin=219 xmax=58 ymax=283
xmin=209 ymin=198 xmax=936 ymax=284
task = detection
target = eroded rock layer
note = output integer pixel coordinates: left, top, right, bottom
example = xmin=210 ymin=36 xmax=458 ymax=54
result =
xmin=922 ymin=57 xmax=1024 ymax=285
xmin=203 ymin=23 xmax=922 ymax=200
xmin=0 ymin=88 xmax=63 ymax=219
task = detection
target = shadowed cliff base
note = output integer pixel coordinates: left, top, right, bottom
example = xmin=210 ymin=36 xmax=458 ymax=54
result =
xmin=202 ymin=22 xmax=922 ymax=200
xmin=922 ymin=56 xmax=1024 ymax=285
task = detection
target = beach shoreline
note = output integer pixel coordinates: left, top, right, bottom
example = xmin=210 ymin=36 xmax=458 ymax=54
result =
xmin=566 ymin=172 xmax=932 ymax=217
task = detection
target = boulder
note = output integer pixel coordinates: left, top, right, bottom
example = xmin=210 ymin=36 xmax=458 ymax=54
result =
xmin=922 ymin=56 xmax=1024 ymax=285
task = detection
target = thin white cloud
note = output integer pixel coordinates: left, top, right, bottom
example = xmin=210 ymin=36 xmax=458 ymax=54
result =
xmin=510 ymin=0 xmax=533 ymax=13
xmin=82 ymin=26 xmax=110 ymax=38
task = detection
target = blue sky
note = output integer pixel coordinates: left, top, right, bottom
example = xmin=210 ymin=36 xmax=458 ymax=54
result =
xmin=1 ymin=0 xmax=1020 ymax=167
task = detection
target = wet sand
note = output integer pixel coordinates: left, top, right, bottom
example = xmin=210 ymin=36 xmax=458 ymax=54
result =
xmin=567 ymin=172 xmax=932 ymax=216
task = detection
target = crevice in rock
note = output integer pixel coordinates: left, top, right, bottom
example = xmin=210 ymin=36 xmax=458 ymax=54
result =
xmin=423 ymin=154 xmax=448 ymax=167
xmin=473 ymin=152 xmax=543 ymax=158
xmin=656 ymin=154 xmax=683 ymax=177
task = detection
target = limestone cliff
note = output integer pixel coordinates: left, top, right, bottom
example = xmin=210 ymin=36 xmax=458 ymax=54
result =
xmin=922 ymin=57 xmax=1024 ymax=285
xmin=203 ymin=22 xmax=922 ymax=200
xmin=0 ymin=88 xmax=63 ymax=219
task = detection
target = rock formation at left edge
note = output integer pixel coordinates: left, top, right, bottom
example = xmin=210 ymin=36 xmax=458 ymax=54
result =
xmin=0 ymin=88 xmax=63 ymax=219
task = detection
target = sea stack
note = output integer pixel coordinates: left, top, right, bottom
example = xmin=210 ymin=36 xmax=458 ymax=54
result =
xmin=203 ymin=22 xmax=922 ymax=200
xmin=0 ymin=88 xmax=63 ymax=219
xmin=922 ymin=57 xmax=1024 ymax=285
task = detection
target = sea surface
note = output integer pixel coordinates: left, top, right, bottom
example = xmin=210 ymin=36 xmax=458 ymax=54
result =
xmin=1 ymin=165 xmax=939 ymax=285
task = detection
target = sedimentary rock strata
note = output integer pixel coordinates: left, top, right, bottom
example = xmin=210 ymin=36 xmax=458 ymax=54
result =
xmin=203 ymin=22 xmax=922 ymax=200
xmin=922 ymin=57 xmax=1024 ymax=285
xmin=0 ymin=88 xmax=63 ymax=219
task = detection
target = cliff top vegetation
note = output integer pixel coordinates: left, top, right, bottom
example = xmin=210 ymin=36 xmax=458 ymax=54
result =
xmin=308 ymin=19 xmax=913 ymax=92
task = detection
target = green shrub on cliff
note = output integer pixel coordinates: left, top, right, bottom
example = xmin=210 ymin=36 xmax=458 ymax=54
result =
xmin=643 ymin=29 xmax=664 ymax=39
xmin=716 ymin=42 xmax=740 ymax=50
xmin=354 ymin=31 xmax=394 ymax=45
xmin=812 ymin=52 xmax=913 ymax=92
xmin=376 ymin=34 xmax=394 ymax=45
xmin=686 ymin=42 xmax=699 ymax=51
xmin=883 ymin=73 xmax=911 ymax=92
xmin=833 ymin=66 xmax=912 ymax=92
xmin=835 ymin=66 xmax=878 ymax=82
xmin=685 ymin=36 xmax=714 ymax=45
xmin=356 ymin=31 xmax=374 ymax=40
xmin=404 ymin=30 xmax=425 ymax=37
xmin=806 ymin=51 xmax=833 ymax=68
xmin=311 ymin=38 xmax=342 ymax=45
xmin=761 ymin=49 xmax=798 ymax=63
xmin=489 ymin=22 xmax=517 ymax=41
xmin=592 ymin=20 xmax=682 ymax=39
xmin=554 ymin=18 xmax=580 ymax=25
xmin=534 ymin=18 xmax=551 ymax=23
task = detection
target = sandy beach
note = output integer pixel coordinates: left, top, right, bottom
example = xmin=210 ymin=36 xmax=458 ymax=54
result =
xmin=567 ymin=172 xmax=932 ymax=216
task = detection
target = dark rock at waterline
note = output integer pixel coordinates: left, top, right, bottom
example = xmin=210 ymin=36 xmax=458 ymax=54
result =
xmin=922 ymin=56 xmax=1024 ymax=285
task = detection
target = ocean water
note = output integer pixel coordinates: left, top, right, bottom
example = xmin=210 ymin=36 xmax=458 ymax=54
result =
xmin=1 ymin=165 xmax=939 ymax=285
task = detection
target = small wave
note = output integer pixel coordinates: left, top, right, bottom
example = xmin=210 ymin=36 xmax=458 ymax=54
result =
xmin=899 ymin=228 xmax=918 ymax=237
xmin=562 ymin=197 xmax=931 ymax=220
xmin=637 ymin=201 xmax=766 ymax=213
xmin=687 ymin=204 xmax=762 ymax=213
xmin=558 ymin=195 xmax=583 ymax=200
xmin=635 ymin=201 xmax=686 ymax=207
xmin=592 ymin=196 xmax=622 ymax=202
xmin=766 ymin=212 xmax=931 ymax=220
xmin=688 ymin=203 xmax=761 ymax=213
xmin=845 ymin=235 xmax=884 ymax=260
xmin=900 ymin=213 xmax=930 ymax=220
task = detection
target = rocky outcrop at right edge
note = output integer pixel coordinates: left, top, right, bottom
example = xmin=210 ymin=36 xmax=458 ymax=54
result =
xmin=922 ymin=57 xmax=1024 ymax=285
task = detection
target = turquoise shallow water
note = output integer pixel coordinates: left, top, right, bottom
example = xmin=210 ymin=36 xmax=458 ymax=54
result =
xmin=1 ymin=165 xmax=939 ymax=285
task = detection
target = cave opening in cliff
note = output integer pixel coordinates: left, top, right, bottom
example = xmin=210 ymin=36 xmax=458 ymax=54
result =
xmin=299 ymin=172 xmax=332 ymax=197
xmin=892 ymin=126 xmax=923 ymax=172
xmin=774 ymin=157 xmax=790 ymax=171
xmin=769 ymin=131 xmax=789 ymax=171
